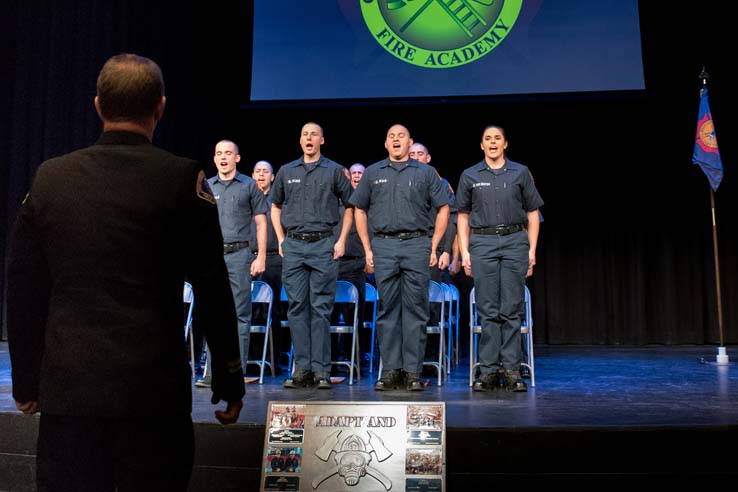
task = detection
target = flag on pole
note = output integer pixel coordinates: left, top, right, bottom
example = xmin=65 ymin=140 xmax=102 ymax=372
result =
xmin=693 ymin=88 xmax=723 ymax=191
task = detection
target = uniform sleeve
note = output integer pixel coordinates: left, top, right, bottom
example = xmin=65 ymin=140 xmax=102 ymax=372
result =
xmin=6 ymin=191 xmax=50 ymax=404
xmin=428 ymin=168 xmax=448 ymax=209
xmin=520 ymin=168 xmax=544 ymax=212
xmin=184 ymin=168 xmax=245 ymax=403
xmin=456 ymin=172 xmax=472 ymax=212
xmin=270 ymin=167 xmax=286 ymax=206
xmin=445 ymin=182 xmax=458 ymax=214
xmin=335 ymin=166 xmax=354 ymax=206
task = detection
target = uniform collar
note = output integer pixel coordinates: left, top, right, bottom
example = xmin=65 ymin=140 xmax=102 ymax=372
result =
xmin=475 ymin=158 xmax=521 ymax=173
xmin=211 ymin=171 xmax=248 ymax=185
xmin=290 ymin=155 xmax=326 ymax=168
xmin=379 ymin=157 xmax=420 ymax=168
xmin=96 ymin=131 xmax=151 ymax=146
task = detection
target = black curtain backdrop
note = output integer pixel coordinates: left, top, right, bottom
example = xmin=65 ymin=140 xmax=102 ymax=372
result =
xmin=2 ymin=1 xmax=736 ymax=345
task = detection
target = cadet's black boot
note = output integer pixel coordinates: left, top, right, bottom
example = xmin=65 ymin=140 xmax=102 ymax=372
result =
xmin=315 ymin=373 xmax=332 ymax=390
xmin=405 ymin=372 xmax=424 ymax=391
xmin=504 ymin=369 xmax=528 ymax=392
xmin=472 ymin=372 xmax=498 ymax=392
xmin=374 ymin=369 xmax=403 ymax=391
xmin=284 ymin=370 xmax=315 ymax=389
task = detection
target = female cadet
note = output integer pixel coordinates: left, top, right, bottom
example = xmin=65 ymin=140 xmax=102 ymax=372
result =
xmin=456 ymin=126 xmax=543 ymax=392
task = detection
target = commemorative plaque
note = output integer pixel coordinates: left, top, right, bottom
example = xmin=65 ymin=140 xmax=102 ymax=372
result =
xmin=261 ymin=401 xmax=446 ymax=492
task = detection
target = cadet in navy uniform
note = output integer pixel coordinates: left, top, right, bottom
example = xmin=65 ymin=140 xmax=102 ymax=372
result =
xmin=271 ymin=122 xmax=354 ymax=389
xmin=350 ymin=124 xmax=449 ymax=391
xmin=332 ymin=164 xmax=367 ymax=361
xmin=196 ymin=140 xmax=267 ymax=387
xmin=251 ymin=160 xmax=288 ymax=371
xmin=6 ymin=54 xmax=244 ymax=492
xmin=409 ymin=142 xmax=457 ymax=283
xmin=457 ymin=125 xmax=543 ymax=392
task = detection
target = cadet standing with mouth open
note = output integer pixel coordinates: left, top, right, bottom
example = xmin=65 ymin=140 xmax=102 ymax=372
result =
xmin=271 ymin=122 xmax=354 ymax=390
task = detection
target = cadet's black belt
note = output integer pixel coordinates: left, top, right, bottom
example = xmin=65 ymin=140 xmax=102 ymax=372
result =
xmin=286 ymin=230 xmax=333 ymax=242
xmin=374 ymin=231 xmax=425 ymax=240
xmin=223 ymin=241 xmax=249 ymax=254
xmin=471 ymin=224 xmax=525 ymax=236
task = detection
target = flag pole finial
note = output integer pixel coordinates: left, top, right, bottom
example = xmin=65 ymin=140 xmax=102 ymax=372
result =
xmin=699 ymin=66 xmax=709 ymax=86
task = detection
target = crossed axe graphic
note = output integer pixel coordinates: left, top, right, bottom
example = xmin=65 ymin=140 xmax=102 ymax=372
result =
xmin=387 ymin=0 xmax=495 ymax=36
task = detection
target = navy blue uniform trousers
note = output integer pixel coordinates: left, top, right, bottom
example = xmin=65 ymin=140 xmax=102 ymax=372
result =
xmin=373 ymin=235 xmax=431 ymax=374
xmin=470 ymin=231 xmax=529 ymax=374
xmin=282 ymin=236 xmax=337 ymax=374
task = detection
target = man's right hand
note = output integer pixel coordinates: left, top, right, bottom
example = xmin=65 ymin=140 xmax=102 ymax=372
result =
xmin=215 ymin=399 xmax=243 ymax=425
xmin=364 ymin=250 xmax=374 ymax=274
xmin=16 ymin=400 xmax=39 ymax=415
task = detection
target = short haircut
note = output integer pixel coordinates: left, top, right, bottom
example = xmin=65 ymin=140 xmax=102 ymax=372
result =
xmin=96 ymin=53 xmax=165 ymax=122
xmin=254 ymin=160 xmax=273 ymax=172
xmin=216 ymin=140 xmax=240 ymax=154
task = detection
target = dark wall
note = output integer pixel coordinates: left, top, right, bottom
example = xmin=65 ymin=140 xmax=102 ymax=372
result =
xmin=2 ymin=1 xmax=736 ymax=344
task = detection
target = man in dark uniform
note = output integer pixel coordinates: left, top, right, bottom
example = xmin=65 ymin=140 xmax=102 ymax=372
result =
xmin=271 ymin=122 xmax=354 ymax=390
xmin=251 ymin=160 xmax=288 ymax=372
xmin=409 ymin=142 xmax=457 ymax=355
xmin=409 ymin=142 xmax=457 ymax=283
xmin=331 ymin=163 xmax=366 ymax=362
xmin=6 ymin=54 xmax=244 ymax=492
xmin=350 ymin=124 xmax=449 ymax=391
xmin=270 ymin=449 xmax=285 ymax=472
xmin=195 ymin=140 xmax=267 ymax=387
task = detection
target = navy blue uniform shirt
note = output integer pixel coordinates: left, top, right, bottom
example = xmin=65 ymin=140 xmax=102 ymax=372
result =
xmin=270 ymin=156 xmax=353 ymax=233
xmin=456 ymin=159 xmax=544 ymax=228
xmin=208 ymin=172 xmax=267 ymax=243
xmin=349 ymin=158 xmax=448 ymax=234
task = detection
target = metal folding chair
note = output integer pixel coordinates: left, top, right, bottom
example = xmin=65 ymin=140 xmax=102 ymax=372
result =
xmin=247 ymin=280 xmax=276 ymax=384
xmin=363 ymin=282 xmax=379 ymax=373
xmin=469 ymin=285 xmax=535 ymax=387
xmin=286 ymin=281 xmax=361 ymax=384
xmin=183 ymin=282 xmax=195 ymax=378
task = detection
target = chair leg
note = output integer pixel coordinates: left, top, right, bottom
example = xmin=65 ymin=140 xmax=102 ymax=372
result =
xmin=453 ymin=315 xmax=458 ymax=368
xmin=369 ymin=322 xmax=376 ymax=374
xmin=469 ymin=329 xmax=474 ymax=387
xmin=268 ymin=328 xmax=276 ymax=378
xmin=527 ymin=329 xmax=535 ymax=388
xmin=349 ymin=329 xmax=356 ymax=385
xmin=437 ymin=326 xmax=444 ymax=386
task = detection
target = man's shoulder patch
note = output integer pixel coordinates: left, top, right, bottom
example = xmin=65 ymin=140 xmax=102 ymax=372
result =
xmin=196 ymin=170 xmax=216 ymax=204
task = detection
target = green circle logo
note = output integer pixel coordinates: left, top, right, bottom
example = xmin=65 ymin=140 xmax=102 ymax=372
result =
xmin=361 ymin=0 xmax=522 ymax=68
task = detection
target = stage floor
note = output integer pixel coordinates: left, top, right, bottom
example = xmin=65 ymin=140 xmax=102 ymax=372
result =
xmin=3 ymin=342 xmax=738 ymax=429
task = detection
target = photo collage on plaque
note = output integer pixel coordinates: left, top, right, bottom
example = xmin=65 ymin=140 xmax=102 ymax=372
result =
xmin=264 ymin=404 xmax=306 ymax=492
xmin=405 ymin=404 xmax=443 ymax=492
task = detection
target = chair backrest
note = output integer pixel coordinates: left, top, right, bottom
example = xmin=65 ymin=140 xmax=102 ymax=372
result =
xmin=522 ymin=285 xmax=533 ymax=330
xmin=251 ymin=280 xmax=273 ymax=304
xmin=441 ymin=282 xmax=453 ymax=302
xmin=428 ymin=280 xmax=445 ymax=303
xmin=280 ymin=284 xmax=288 ymax=302
xmin=365 ymin=282 xmax=378 ymax=302
xmin=470 ymin=286 xmax=477 ymax=326
xmin=183 ymin=281 xmax=194 ymax=304
xmin=183 ymin=281 xmax=194 ymax=341
xmin=470 ymin=285 xmax=532 ymax=329
xmin=448 ymin=283 xmax=459 ymax=301
xmin=335 ymin=280 xmax=359 ymax=304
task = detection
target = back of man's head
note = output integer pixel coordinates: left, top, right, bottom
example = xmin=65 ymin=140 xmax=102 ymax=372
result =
xmin=96 ymin=53 xmax=165 ymax=122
